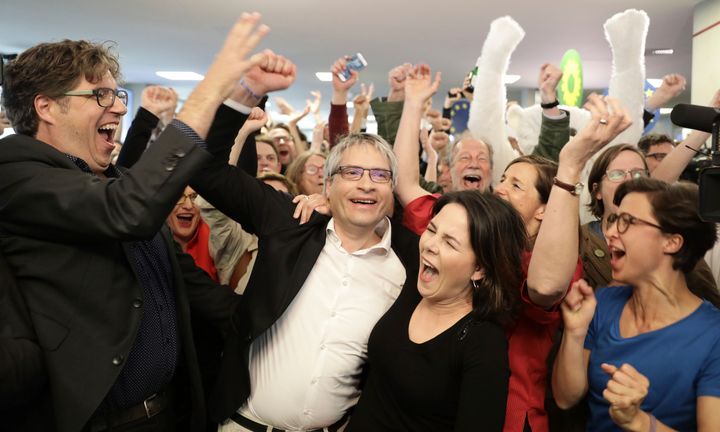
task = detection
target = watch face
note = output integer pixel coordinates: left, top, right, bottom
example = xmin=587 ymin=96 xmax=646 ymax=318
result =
xmin=574 ymin=183 xmax=584 ymax=196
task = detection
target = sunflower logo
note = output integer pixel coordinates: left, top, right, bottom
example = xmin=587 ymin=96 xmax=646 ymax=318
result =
xmin=558 ymin=49 xmax=584 ymax=107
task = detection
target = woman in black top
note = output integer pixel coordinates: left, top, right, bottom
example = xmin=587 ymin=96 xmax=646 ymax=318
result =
xmin=346 ymin=191 xmax=527 ymax=431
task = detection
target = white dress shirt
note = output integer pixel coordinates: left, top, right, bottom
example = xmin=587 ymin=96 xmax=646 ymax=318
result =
xmin=236 ymin=217 xmax=406 ymax=430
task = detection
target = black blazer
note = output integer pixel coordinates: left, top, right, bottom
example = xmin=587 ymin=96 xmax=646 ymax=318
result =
xmin=191 ymin=106 xmax=421 ymax=423
xmin=0 ymin=249 xmax=47 ymax=430
xmin=0 ymin=125 xmax=241 ymax=432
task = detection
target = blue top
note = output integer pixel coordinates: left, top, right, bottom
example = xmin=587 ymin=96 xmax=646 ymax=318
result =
xmin=584 ymin=286 xmax=720 ymax=431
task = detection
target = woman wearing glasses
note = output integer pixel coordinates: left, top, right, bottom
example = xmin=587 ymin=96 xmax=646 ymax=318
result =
xmin=284 ymin=150 xmax=326 ymax=196
xmin=553 ymin=178 xmax=720 ymax=431
xmin=581 ymin=144 xmax=650 ymax=288
xmin=345 ymin=65 xmax=631 ymax=431
xmin=581 ymin=145 xmax=718 ymax=301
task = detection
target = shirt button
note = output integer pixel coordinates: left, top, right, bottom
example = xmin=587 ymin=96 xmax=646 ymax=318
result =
xmin=330 ymin=311 xmax=336 ymax=317
xmin=112 ymin=355 xmax=124 ymax=366
xmin=175 ymin=149 xmax=186 ymax=158
xmin=311 ymin=378 xmax=318 ymax=384
xmin=342 ymin=280 xmax=348 ymax=286
xmin=320 ymin=344 xmax=326 ymax=350
xmin=132 ymin=299 xmax=143 ymax=308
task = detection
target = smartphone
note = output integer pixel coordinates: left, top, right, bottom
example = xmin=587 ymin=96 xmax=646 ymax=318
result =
xmin=337 ymin=53 xmax=367 ymax=82
xmin=464 ymin=66 xmax=478 ymax=94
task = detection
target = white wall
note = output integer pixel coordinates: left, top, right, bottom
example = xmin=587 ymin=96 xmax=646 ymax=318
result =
xmin=692 ymin=0 xmax=720 ymax=104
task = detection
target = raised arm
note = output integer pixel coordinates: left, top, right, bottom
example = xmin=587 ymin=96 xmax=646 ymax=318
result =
xmin=645 ymin=74 xmax=686 ymax=113
xmin=175 ymin=13 xmax=268 ymax=139
xmin=0 ymin=13 xmax=269 ymax=243
xmin=117 ymin=85 xmax=178 ymax=168
xmin=328 ymin=56 xmax=358 ymax=147
xmin=467 ymin=16 xmax=524 ymax=186
xmin=350 ymin=83 xmax=373 ymax=133
xmin=191 ymin=52 xmax=300 ymax=236
xmin=229 ymin=106 xmax=268 ymax=167
xmin=393 ymin=64 xmax=441 ymax=206
xmin=533 ymin=63 xmax=571 ymax=162
xmin=370 ymin=63 xmax=412 ymax=145
xmin=652 ymin=89 xmax=718 ymax=183
xmin=528 ymin=94 xmax=632 ymax=307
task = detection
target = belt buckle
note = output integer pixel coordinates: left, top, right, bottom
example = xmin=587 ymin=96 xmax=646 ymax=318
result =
xmin=143 ymin=393 xmax=160 ymax=418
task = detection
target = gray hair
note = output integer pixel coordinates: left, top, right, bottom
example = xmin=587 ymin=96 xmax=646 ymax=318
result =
xmin=449 ymin=130 xmax=495 ymax=169
xmin=324 ymin=133 xmax=398 ymax=191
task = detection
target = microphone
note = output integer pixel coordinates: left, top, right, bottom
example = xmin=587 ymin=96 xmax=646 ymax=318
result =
xmin=670 ymin=104 xmax=720 ymax=133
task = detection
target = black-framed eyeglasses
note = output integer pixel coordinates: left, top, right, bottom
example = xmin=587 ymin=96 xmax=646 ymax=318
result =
xmin=605 ymin=212 xmax=664 ymax=234
xmin=645 ymin=153 xmax=668 ymax=162
xmin=334 ymin=165 xmax=392 ymax=183
xmin=604 ymin=168 xmax=648 ymax=183
xmin=63 ymin=88 xmax=129 ymax=108
xmin=176 ymin=192 xmax=199 ymax=206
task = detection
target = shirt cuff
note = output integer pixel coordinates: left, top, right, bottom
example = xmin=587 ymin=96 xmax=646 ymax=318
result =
xmin=169 ymin=119 xmax=206 ymax=150
xmin=542 ymin=110 xmax=568 ymax=120
xmin=223 ymin=99 xmax=253 ymax=114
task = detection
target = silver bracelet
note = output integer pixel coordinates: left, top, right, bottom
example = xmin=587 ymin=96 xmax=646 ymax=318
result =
xmin=239 ymin=79 xmax=261 ymax=100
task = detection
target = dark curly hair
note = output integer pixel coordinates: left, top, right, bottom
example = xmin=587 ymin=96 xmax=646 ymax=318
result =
xmin=1 ymin=40 xmax=121 ymax=136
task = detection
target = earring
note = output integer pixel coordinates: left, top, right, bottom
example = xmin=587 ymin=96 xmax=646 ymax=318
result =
xmin=471 ymin=279 xmax=480 ymax=290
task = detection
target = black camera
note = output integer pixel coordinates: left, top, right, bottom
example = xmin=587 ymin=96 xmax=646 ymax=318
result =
xmin=671 ymin=104 xmax=720 ymax=222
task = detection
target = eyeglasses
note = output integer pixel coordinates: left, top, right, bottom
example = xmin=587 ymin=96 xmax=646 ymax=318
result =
xmin=605 ymin=212 xmax=663 ymax=234
xmin=63 ymin=88 xmax=129 ymax=108
xmin=334 ymin=165 xmax=393 ymax=183
xmin=271 ymin=136 xmax=293 ymax=144
xmin=645 ymin=153 xmax=668 ymax=162
xmin=176 ymin=192 xmax=199 ymax=206
xmin=604 ymin=168 xmax=648 ymax=183
xmin=305 ymin=163 xmax=324 ymax=176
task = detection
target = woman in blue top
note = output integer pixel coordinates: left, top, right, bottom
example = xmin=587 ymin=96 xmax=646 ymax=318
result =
xmin=553 ymin=177 xmax=720 ymax=431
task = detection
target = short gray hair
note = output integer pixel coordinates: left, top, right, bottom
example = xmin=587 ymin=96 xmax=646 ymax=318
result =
xmin=324 ymin=133 xmax=398 ymax=190
xmin=449 ymin=130 xmax=495 ymax=168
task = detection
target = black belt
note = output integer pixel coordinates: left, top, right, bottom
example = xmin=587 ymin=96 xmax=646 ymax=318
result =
xmin=86 ymin=391 xmax=172 ymax=432
xmin=229 ymin=412 xmax=349 ymax=432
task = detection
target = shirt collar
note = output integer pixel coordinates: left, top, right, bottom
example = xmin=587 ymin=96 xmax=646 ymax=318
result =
xmin=326 ymin=217 xmax=392 ymax=256
xmin=64 ymin=154 xmax=122 ymax=178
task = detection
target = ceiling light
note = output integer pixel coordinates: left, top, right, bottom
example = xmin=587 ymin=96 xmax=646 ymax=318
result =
xmin=155 ymin=71 xmax=204 ymax=81
xmin=315 ymin=72 xmax=333 ymax=82
xmin=651 ymin=49 xmax=674 ymax=55
xmin=504 ymin=74 xmax=521 ymax=84
xmin=647 ymin=78 xmax=663 ymax=88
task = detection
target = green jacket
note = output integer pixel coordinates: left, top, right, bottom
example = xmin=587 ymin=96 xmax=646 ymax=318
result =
xmin=532 ymin=110 xmax=570 ymax=162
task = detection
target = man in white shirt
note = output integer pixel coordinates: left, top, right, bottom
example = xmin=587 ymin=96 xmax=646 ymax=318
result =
xmin=190 ymin=81 xmax=420 ymax=430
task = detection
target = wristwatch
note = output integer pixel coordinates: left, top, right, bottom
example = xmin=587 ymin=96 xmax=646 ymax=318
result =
xmin=553 ymin=177 xmax=584 ymax=196
xmin=540 ymin=100 xmax=560 ymax=109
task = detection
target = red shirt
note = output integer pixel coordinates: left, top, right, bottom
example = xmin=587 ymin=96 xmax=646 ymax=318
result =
xmin=184 ymin=219 xmax=219 ymax=282
xmin=402 ymin=194 xmax=582 ymax=432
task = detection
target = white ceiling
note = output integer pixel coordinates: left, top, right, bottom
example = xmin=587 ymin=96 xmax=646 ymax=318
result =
xmin=0 ymin=0 xmax=700 ymax=119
